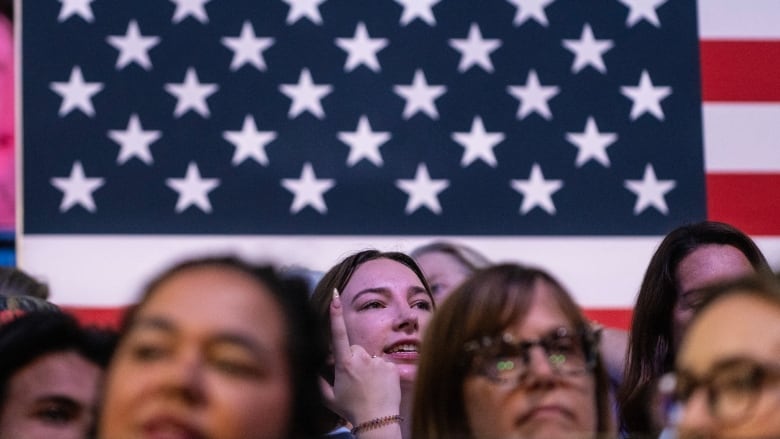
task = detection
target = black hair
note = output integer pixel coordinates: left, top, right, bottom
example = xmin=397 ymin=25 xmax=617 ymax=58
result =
xmin=0 ymin=311 xmax=117 ymax=406
xmin=619 ymin=220 xmax=771 ymax=436
xmin=0 ymin=266 xmax=51 ymax=299
xmin=0 ymin=0 xmax=10 ymax=21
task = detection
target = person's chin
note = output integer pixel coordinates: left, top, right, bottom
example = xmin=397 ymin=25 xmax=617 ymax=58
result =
xmin=515 ymin=423 xmax=591 ymax=439
xmin=396 ymin=363 xmax=418 ymax=385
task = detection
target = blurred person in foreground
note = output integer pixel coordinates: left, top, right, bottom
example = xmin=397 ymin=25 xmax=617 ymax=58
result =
xmin=413 ymin=263 xmax=614 ymax=439
xmin=97 ymin=255 xmax=328 ymax=439
xmin=658 ymin=274 xmax=780 ymax=439
xmin=0 ymin=312 xmax=117 ymax=439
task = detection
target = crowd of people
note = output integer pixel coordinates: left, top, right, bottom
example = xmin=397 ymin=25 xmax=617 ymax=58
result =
xmin=0 ymin=220 xmax=778 ymax=439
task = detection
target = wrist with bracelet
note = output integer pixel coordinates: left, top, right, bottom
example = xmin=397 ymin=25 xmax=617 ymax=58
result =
xmin=350 ymin=414 xmax=403 ymax=436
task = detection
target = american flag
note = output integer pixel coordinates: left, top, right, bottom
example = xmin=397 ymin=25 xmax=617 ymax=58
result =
xmin=18 ymin=0 xmax=780 ymax=327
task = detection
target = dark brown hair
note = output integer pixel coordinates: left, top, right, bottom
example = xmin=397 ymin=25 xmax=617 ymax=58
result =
xmin=310 ymin=249 xmax=433 ymax=382
xmin=412 ymin=263 xmax=614 ymax=439
xmin=116 ymin=255 xmax=329 ymax=439
xmin=618 ymin=221 xmax=770 ymax=436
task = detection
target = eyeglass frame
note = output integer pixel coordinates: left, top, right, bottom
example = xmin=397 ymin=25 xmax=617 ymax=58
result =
xmin=462 ymin=325 xmax=601 ymax=385
xmin=658 ymin=357 xmax=780 ymax=427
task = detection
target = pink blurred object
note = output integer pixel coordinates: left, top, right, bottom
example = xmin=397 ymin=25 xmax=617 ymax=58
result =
xmin=0 ymin=14 xmax=14 ymax=230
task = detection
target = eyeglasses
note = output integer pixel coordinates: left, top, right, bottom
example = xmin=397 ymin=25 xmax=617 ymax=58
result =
xmin=463 ymin=326 xmax=600 ymax=385
xmin=658 ymin=358 xmax=780 ymax=427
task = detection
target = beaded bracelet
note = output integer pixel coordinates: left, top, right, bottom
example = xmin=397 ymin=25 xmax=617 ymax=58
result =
xmin=350 ymin=414 xmax=403 ymax=436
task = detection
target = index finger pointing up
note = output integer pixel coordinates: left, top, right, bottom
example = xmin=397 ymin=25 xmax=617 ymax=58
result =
xmin=330 ymin=288 xmax=352 ymax=363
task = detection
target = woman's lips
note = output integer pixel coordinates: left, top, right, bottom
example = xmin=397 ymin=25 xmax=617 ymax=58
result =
xmin=141 ymin=416 xmax=207 ymax=439
xmin=518 ymin=404 xmax=574 ymax=424
xmin=383 ymin=341 xmax=420 ymax=361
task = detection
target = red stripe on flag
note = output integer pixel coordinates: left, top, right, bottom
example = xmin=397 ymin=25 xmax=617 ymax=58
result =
xmin=707 ymin=173 xmax=780 ymax=235
xmin=583 ymin=309 xmax=632 ymax=330
xmin=61 ymin=306 xmax=633 ymax=331
xmin=62 ymin=306 xmax=127 ymax=329
xmin=700 ymin=41 xmax=780 ymax=102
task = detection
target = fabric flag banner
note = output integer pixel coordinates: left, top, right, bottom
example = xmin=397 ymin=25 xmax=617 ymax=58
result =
xmin=17 ymin=0 xmax=780 ymax=328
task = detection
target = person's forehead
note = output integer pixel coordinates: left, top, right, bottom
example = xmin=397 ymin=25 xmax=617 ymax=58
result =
xmin=676 ymin=244 xmax=754 ymax=291
xmin=10 ymin=351 xmax=101 ymax=398
xmin=681 ymin=293 xmax=780 ymax=369
xmin=349 ymin=258 xmax=420 ymax=285
xmin=416 ymin=251 xmax=469 ymax=273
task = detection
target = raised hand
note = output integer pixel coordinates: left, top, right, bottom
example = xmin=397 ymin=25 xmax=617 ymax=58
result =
xmin=322 ymin=288 xmax=402 ymax=428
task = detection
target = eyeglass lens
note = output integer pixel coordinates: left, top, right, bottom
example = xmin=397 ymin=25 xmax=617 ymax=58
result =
xmin=475 ymin=328 xmax=592 ymax=384
xmin=660 ymin=358 xmax=780 ymax=427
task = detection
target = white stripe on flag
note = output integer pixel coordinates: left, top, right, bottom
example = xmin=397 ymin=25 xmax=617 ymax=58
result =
xmin=703 ymin=104 xmax=780 ymax=172
xmin=18 ymin=235 xmax=780 ymax=308
xmin=698 ymin=0 xmax=780 ymax=39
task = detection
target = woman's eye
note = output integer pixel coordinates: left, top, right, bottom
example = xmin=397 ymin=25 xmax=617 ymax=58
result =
xmin=718 ymin=369 xmax=761 ymax=394
xmin=413 ymin=300 xmax=433 ymax=311
xmin=361 ymin=301 xmax=384 ymax=310
xmin=35 ymin=404 xmax=77 ymax=424
xmin=552 ymin=340 xmax=577 ymax=354
xmin=213 ymin=358 xmax=262 ymax=377
xmin=130 ymin=343 xmax=168 ymax=361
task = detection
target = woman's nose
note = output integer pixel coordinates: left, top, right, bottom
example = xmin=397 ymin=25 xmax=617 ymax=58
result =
xmin=158 ymin=349 xmax=207 ymax=405
xmin=525 ymin=345 xmax=556 ymax=380
xmin=393 ymin=307 xmax=419 ymax=332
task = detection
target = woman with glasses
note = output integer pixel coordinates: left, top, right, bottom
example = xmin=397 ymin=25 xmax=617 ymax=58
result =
xmin=619 ymin=221 xmax=771 ymax=437
xmin=659 ymin=274 xmax=780 ymax=439
xmin=412 ymin=263 xmax=614 ymax=439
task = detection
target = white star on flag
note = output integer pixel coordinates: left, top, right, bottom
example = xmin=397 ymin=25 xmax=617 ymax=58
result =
xmin=448 ymin=23 xmax=502 ymax=73
xmin=338 ymin=116 xmax=391 ymax=167
xmin=283 ymin=0 xmax=326 ymax=25
xmin=222 ymin=115 xmax=278 ymax=166
xmin=395 ymin=163 xmax=450 ymax=215
xmin=507 ymin=69 xmax=559 ymax=120
xmin=562 ymin=23 xmax=613 ymax=74
xmin=335 ymin=22 xmax=388 ymax=73
xmin=107 ymin=114 xmax=161 ymax=165
xmin=221 ymin=21 xmax=275 ymax=72
xmin=106 ymin=20 xmax=160 ymax=71
xmin=166 ymin=162 xmax=220 ymax=213
xmin=452 ymin=116 xmax=505 ymax=167
xmin=49 ymin=66 xmax=104 ymax=117
xmin=395 ymin=0 xmax=440 ymax=26
xmin=393 ymin=69 xmax=447 ymax=120
xmin=565 ymin=116 xmax=617 ymax=168
xmin=170 ymin=0 xmax=210 ymax=24
xmin=50 ymin=161 xmax=105 ymax=213
xmin=510 ymin=163 xmax=563 ymax=215
xmin=624 ymin=163 xmax=676 ymax=215
xmin=57 ymin=0 xmax=94 ymax=22
xmin=506 ymin=0 xmax=556 ymax=27
xmin=281 ymin=162 xmax=335 ymax=214
xmin=279 ymin=68 xmax=333 ymax=119
xmin=621 ymin=70 xmax=672 ymax=121
xmin=618 ymin=0 xmax=668 ymax=28
xmin=164 ymin=67 xmax=219 ymax=118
